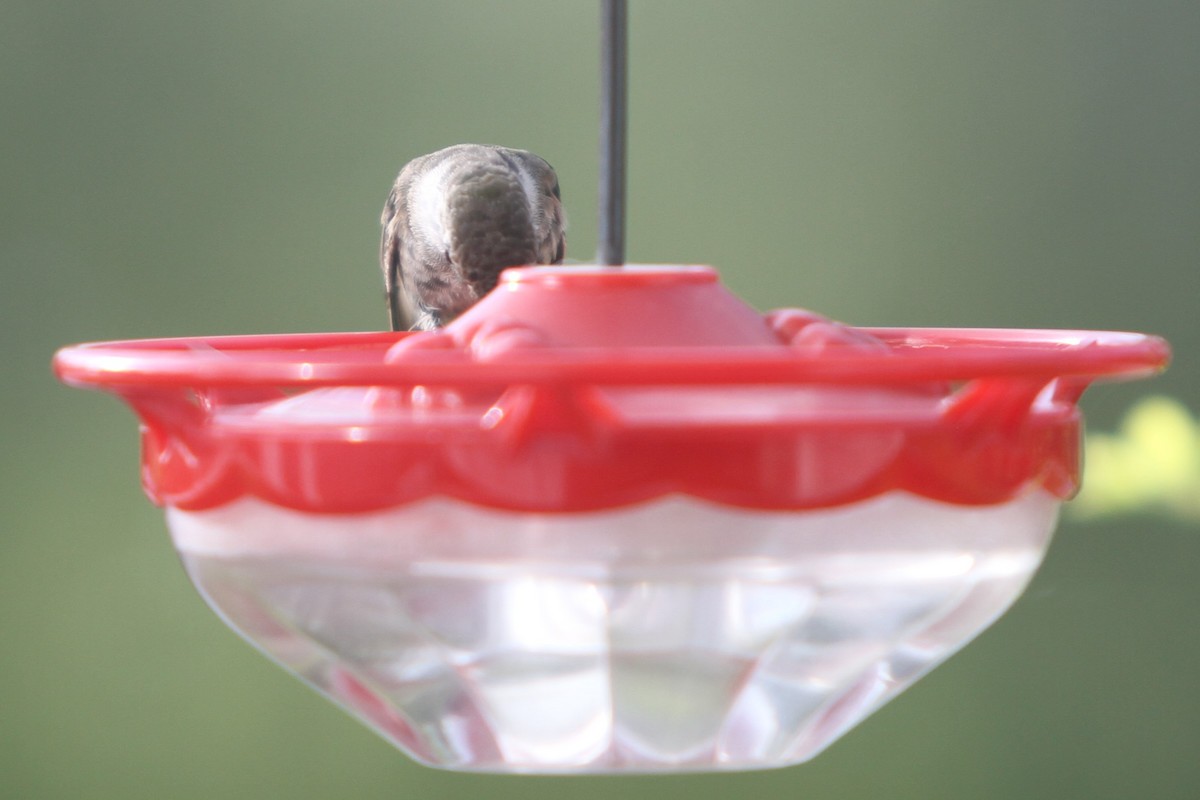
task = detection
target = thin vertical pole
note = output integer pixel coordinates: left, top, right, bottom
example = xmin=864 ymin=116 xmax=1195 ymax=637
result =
xmin=598 ymin=0 xmax=627 ymax=265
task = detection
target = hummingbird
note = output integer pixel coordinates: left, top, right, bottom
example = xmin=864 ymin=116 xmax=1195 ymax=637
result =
xmin=380 ymin=144 xmax=566 ymax=331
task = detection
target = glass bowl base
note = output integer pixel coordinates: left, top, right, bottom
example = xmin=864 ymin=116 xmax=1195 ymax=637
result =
xmin=168 ymin=491 xmax=1058 ymax=773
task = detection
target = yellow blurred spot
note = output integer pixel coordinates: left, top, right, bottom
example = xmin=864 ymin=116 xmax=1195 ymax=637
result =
xmin=1071 ymin=396 xmax=1200 ymax=521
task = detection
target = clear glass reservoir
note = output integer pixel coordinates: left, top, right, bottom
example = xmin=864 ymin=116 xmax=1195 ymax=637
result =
xmin=170 ymin=490 xmax=1058 ymax=772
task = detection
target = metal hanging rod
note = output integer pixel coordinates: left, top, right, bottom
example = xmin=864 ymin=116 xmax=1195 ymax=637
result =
xmin=598 ymin=0 xmax=627 ymax=266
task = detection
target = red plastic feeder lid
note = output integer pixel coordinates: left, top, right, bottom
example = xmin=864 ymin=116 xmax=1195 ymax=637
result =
xmin=53 ymin=265 xmax=1169 ymax=513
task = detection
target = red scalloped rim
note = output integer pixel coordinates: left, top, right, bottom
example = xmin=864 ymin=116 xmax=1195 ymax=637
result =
xmin=52 ymin=266 xmax=1169 ymax=513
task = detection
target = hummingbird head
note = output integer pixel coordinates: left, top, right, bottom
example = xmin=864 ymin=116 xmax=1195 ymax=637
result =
xmin=383 ymin=144 xmax=566 ymax=330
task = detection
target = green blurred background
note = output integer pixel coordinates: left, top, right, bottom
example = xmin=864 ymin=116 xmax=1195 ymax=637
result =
xmin=4 ymin=1 xmax=1198 ymax=797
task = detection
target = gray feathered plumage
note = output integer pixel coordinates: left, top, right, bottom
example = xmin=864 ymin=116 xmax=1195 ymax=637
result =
xmin=380 ymin=144 xmax=566 ymax=330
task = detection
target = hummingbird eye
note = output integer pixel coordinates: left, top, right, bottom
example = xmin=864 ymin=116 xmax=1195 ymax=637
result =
xmin=550 ymin=181 xmax=561 ymax=200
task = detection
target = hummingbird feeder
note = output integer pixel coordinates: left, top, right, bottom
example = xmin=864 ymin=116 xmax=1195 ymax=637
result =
xmin=53 ymin=1 xmax=1169 ymax=777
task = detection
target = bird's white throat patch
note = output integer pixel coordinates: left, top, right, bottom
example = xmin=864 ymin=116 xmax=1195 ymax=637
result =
xmin=411 ymin=158 xmax=452 ymax=250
